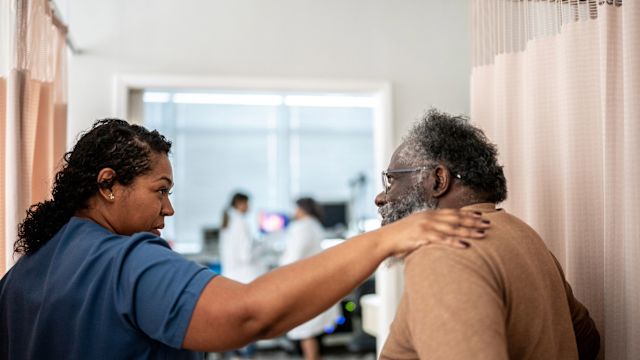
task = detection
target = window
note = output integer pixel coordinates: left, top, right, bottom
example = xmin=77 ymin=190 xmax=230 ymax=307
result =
xmin=143 ymin=91 xmax=378 ymax=253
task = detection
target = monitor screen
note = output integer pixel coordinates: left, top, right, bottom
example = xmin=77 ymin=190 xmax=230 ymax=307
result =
xmin=258 ymin=211 xmax=289 ymax=234
xmin=320 ymin=202 xmax=348 ymax=229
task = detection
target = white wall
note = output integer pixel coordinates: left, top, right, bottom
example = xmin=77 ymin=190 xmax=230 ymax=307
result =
xmin=67 ymin=0 xmax=470 ymax=148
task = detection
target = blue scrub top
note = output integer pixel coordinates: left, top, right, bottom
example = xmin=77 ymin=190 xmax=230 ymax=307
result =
xmin=0 ymin=217 xmax=217 ymax=359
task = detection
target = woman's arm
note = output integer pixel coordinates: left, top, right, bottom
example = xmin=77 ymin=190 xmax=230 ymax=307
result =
xmin=183 ymin=209 xmax=489 ymax=352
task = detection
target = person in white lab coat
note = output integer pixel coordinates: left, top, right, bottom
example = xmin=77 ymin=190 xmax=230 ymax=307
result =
xmin=219 ymin=193 xmax=261 ymax=284
xmin=219 ymin=193 xmax=261 ymax=358
xmin=280 ymin=198 xmax=341 ymax=360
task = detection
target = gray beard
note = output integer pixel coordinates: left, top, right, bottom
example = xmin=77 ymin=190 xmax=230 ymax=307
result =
xmin=378 ymin=183 xmax=436 ymax=226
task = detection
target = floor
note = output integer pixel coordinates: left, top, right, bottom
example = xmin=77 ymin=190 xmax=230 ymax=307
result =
xmin=206 ymin=334 xmax=376 ymax=360
xmin=208 ymin=350 xmax=375 ymax=360
xmin=212 ymin=350 xmax=376 ymax=360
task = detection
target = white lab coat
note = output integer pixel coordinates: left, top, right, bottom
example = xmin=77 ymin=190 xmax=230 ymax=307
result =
xmin=220 ymin=209 xmax=261 ymax=283
xmin=280 ymin=217 xmax=341 ymax=340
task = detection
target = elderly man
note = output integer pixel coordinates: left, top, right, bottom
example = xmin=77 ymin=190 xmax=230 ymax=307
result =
xmin=376 ymin=109 xmax=600 ymax=360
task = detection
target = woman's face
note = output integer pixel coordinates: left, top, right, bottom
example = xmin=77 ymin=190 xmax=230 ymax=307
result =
xmin=111 ymin=152 xmax=175 ymax=237
xmin=235 ymin=200 xmax=249 ymax=213
xmin=294 ymin=207 xmax=305 ymax=220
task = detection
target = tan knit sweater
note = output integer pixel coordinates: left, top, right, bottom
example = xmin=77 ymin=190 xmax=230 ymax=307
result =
xmin=380 ymin=203 xmax=598 ymax=360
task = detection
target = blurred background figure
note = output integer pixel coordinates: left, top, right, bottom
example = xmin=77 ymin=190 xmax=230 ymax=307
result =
xmin=280 ymin=197 xmax=342 ymax=360
xmin=220 ymin=192 xmax=260 ymax=359
xmin=220 ymin=192 xmax=260 ymax=283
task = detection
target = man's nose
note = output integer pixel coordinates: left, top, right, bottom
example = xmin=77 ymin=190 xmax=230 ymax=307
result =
xmin=374 ymin=191 xmax=387 ymax=207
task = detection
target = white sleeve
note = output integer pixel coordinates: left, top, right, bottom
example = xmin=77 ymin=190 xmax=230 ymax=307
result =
xmin=226 ymin=218 xmax=254 ymax=265
xmin=279 ymin=223 xmax=310 ymax=266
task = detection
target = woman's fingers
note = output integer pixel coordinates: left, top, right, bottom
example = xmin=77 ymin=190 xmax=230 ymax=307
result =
xmin=379 ymin=209 xmax=493 ymax=257
xmin=432 ymin=210 xmax=490 ymax=227
xmin=427 ymin=211 xmax=490 ymax=238
xmin=414 ymin=209 xmax=491 ymax=248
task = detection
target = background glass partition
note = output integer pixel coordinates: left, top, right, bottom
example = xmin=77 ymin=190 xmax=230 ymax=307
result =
xmin=144 ymin=91 xmax=377 ymax=254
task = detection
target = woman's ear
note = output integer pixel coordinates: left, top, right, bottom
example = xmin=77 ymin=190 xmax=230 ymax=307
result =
xmin=431 ymin=164 xmax=452 ymax=198
xmin=96 ymin=168 xmax=117 ymax=201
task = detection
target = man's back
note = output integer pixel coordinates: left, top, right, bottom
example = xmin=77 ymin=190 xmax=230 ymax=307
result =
xmin=380 ymin=203 xmax=579 ymax=360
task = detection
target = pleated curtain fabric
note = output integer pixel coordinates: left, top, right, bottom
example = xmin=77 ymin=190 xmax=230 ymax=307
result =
xmin=470 ymin=1 xmax=639 ymax=359
xmin=0 ymin=0 xmax=13 ymax=277
xmin=0 ymin=76 xmax=6 ymax=277
xmin=0 ymin=0 xmax=68 ymax=275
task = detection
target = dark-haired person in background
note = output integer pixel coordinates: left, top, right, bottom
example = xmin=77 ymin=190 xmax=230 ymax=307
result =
xmin=219 ymin=192 xmax=261 ymax=284
xmin=377 ymin=109 xmax=600 ymax=360
xmin=0 ymin=119 xmax=491 ymax=359
xmin=279 ymin=197 xmax=340 ymax=360
xmin=219 ymin=192 xmax=260 ymax=359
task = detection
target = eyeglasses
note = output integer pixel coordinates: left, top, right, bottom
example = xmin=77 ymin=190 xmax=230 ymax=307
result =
xmin=381 ymin=166 xmax=462 ymax=194
xmin=381 ymin=167 xmax=428 ymax=194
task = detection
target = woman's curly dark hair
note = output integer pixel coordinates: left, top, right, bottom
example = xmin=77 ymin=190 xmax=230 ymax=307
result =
xmin=404 ymin=108 xmax=507 ymax=203
xmin=14 ymin=119 xmax=172 ymax=255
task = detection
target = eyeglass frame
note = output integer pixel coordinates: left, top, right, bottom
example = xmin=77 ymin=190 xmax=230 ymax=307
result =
xmin=381 ymin=166 xmax=462 ymax=194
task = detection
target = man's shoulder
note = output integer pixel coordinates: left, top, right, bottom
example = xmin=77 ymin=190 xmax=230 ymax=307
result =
xmin=401 ymin=210 xmax=552 ymax=289
xmin=403 ymin=243 xmax=500 ymax=284
xmin=405 ymin=241 xmax=494 ymax=267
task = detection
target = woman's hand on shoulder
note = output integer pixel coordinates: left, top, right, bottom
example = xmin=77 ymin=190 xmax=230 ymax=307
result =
xmin=375 ymin=209 xmax=491 ymax=258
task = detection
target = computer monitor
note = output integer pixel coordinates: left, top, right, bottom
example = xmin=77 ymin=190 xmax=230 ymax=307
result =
xmin=320 ymin=202 xmax=348 ymax=229
xmin=258 ymin=211 xmax=289 ymax=234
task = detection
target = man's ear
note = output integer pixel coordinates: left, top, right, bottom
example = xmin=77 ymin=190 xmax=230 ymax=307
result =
xmin=96 ymin=168 xmax=117 ymax=202
xmin=430 ymin=164 xmax=452 ymax=198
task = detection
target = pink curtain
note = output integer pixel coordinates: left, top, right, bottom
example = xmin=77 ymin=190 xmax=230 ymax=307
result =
xmin=471 ymin=1 xmax=638 ymax=359
xmin=1 ymin=0 xmax=68 ymax=275
xmin=0 ymin=77 xmax=5 ymax=276
xmin=0 ymin=0 xmax=13 ymax=277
